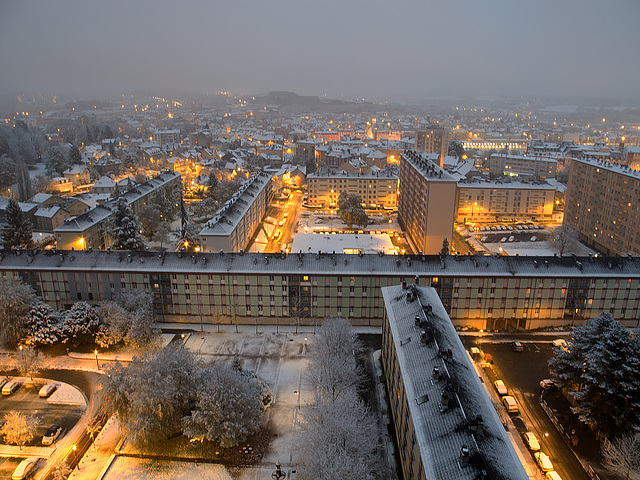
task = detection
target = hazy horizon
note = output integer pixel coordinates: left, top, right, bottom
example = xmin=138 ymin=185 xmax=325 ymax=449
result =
xmin=1 ymin=0 xmax=639 ymax=103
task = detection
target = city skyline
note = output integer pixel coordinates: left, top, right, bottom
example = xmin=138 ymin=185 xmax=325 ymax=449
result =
xmin=1 ymin=0 xmax=639 ymax=102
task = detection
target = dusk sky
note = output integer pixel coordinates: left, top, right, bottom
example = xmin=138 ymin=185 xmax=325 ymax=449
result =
xmin=1 ymin=0 xmax=639 ymax=101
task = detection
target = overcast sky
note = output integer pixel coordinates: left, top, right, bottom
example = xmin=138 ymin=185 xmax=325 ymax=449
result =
xmin=1 ymin=0 xmax=639 ymax=102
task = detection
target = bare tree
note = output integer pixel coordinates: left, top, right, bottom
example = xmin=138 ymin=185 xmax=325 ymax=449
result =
xmin=51 ymin=462 xmax=72 ymax=480
xmin=1 ymin=411 xmax=39 ymax=448
xmin=305 ymin=317 xmax=365 ymax=402
xmin=15 ymin=347 xmax=45 ymax=381
xmin=553 ymin=223 xmax=580 ymax=256
xmin=602 ymin=433 xmax=640 ymax=480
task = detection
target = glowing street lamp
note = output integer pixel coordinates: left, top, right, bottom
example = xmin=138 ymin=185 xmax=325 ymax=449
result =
xmin=94 ymin=350 xmax=99 ymax=369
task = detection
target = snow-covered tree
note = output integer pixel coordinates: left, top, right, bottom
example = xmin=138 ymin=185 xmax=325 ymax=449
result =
xmin=0 ymin=154 xmax=16 ymax=191
xmin=306 ymin=317 xmax=365 ymax=402
xmin=61 ymin=301 xmax=101 ymax=345
xmin=294 ymin=392 xmax=379 ymax=480
xmin=601 ymin=433 xmax=640 ymax=480
xmin=2 ymin=198 xmax=34 ymax=250
xmin=0 ymin=279 xmax=35 ymax=347
xmin=139 ymin=204 xmax=162 ymax=239
xmin=102 ymin=344 xmax=199 ymax=448
xmin=51 ymin=462 xmax=72 ymax=480
xmin=24 ymin=300 xmax=62 ymax=347
xmin=337 ymin=192 xmax=368 ymax=229
xmin=110 ymin=200 xmax=145 ymax=251
xmin=152 ymin=221 xmax=171 ymax=249
xmin=1 ymin=411 xmax=39 ymax=448
xmin=43 ymin=144 xmax=70 ymax=176
xmin=440 ymin=237 xmax=450 ymax=257
xmin=97 ymin=292 xmax=158 ymax=349
xmin=15 ymin=347 xmax=45 ymax=381
xmin=182 ymin=362 xmax=263 ymax=447
xmin=68 ymin=144 xmax=81 ymax=166
xmin=553 ymin=223 xmax=580 ymax=256
xmin=95 ymin=301 xmax=128 ymax=348
xmin=549 ymin=312 xmax=640 ymax=436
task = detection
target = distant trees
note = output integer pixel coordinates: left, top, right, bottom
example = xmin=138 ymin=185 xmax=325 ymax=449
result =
xmin=110 ymin=200 xmax=145 ymax=251
xmin=1 ymin=411 xmax=39 ymax=448
xmin=15 ymin=160 xmax=32 ymax=201
xmin=548 ymin=312 xmax=640 ymax=437
xmin=294 ymin=318 xmax=378 ymax=479
xmin=440 ymin=238 xmax=450 ymax=257
xmin=1 ymin=198 xmax=34 ymax=250
xmin=152 ymin=221 xmax=171 ymax=249
xmin=0 ymin=154 xmax=16 ymax=191
xmin=102 ymin=344 xmax=266 ymax=449
xmin=553 ymin=223 xmax=580 ymax=256
xmin=337 ymin=192 xmax=368 ymax=229
xmin=0 ymin=279 xmax=35 ymax=347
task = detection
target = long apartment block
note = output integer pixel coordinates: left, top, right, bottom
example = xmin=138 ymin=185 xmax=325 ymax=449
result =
xmin=2 ymin=250 xmax=639 ymax=329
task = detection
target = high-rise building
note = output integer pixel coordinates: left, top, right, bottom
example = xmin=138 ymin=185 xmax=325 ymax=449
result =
xmin=565 ymin=158 xmax=640 ymax=255
xmin=399 ymin=151 xmax=456 ymax=254
xmin=415 ymin=125 xmax=452 ymax=166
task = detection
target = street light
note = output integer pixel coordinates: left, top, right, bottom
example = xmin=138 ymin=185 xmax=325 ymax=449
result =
xmin=542 ymin=431 xmax=549 ymax=452
xmin=72 ymin=444 xmax=77 ymax=465
xmin=94 ymin=350 xmax=99 ymax=369
xmin=294 ymin=390 xmax=300 ymax=410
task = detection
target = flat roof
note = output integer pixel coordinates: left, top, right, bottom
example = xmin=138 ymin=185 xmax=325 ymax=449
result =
xmin=291 ymin=232 xmax=396 ymax=255
xmin=382 ymin=284 xmax=528 ymax=480
xmin=572 ymin=157 xmax=640 ymax=181
xmin=0 ymin=251 xmax=638 ymax=279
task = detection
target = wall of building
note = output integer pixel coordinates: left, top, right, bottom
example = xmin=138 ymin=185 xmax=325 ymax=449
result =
xmin=3 ymin=251 xmax=639 ymax=330
xmin=456 ymin=185 xmax=556 ymax=222
xmin=307 ymin=173 xmax=398 ymax=209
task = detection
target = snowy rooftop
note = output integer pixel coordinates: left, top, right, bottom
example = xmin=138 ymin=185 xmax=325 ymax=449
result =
xmin=308 ymin=170 xmax=397 ymax=180
xmin=291 ymin=233 xmax=396 ymax=255
xmin=199 ymin=172 xmax=272 ymax=237
xmin=573 ymin=157 xmax=640 ymax=180
xmin=457 ymin=178 xmax=557 ymax=190
xmin=1 ymin=250 xmax=638 ymax=279
xmin=402 ymin=152 xmax=456 ymax=183
xmin=382 ymin=284 xmax=528 ymax=480
xmin=490 ymin=153 xmax=557 ymax=164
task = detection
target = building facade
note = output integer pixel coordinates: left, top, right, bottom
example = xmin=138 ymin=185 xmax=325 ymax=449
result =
xmin=399 ymin=151 xmax=456 ymax=254
xmin=456 ymin=180 xmax=557 ymax=223
xmin=565 ymin=158 xmax=640 ymax=255
xmin=489 ymin=154 xmax=557 ymax=181
xmin=415 ymin=125 xmax=452 ymax=166
xmin=306 ymin=171 xmax=398 ymax=209
xmin=3 ymin=251 xmax=639 ymax=330
xmin=153 ymin=129 xmax=181 ymax=146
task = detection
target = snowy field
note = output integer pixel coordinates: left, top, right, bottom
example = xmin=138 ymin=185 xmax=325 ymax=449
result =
xmin=103 ymin=457 xmax=233 ymax=480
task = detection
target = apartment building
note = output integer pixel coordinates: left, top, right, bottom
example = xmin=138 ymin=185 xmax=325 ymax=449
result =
xmin=565 ymin=158 xmax=640 ymax=255
xmin=152 ymin=129 xmax=181 ymax=146
xmin=399 ymin=151 xmax=456 ymax=254
xmin=456 ymin=179 xmax=556 ymax=223
xmin=415 ymin=125 xmax=452 ymax=166
xmin=306 ymin=171 xmax=398 ymax=209
xmin=199 ymin=171 xmax=273 ymax=252
xmin=4 ymin=251 xmax=638 ymax=329
xmin=489 ymin=154 xmax=557 ymax=180
xmin=54 ymin=171 xmax=181 ymax=250
xmin=381 ymin=283 xmax=528 ymax=480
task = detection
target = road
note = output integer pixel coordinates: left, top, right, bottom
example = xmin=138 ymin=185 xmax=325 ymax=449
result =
xmin=265 ymin=191 xmax=303 ymax=253
xmin=0 ymin=367 xmax=107 ymax=480
xmin=461 ymin=336 xmax=589 ymax=480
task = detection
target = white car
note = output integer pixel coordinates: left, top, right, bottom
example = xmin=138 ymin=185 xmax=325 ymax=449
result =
xmin=546 ymin=472 xmax=562 ymax=480
xmin=12 ymin=457 xmax=39 ymax=480
xmin=42 ymin=425 xmax=62 ymax=446
xmin=523 ymin=431 xmax=540 ymax=451
xmin=39 ymin=383 xmax=59 ymax=398
xmin=535 ymin=452 xmax=554 ymax=472
xmin=493 ymin=380 xmax=508 ymax=396
xmin=2 ymin=379 xmax=22 ymax=396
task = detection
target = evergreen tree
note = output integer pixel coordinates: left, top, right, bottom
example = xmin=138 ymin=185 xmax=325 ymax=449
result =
xmin=110 ymin=200 xmax=145 ymax=251
xmin=440 ymin=238 xmax=450 ymax=257
xmin=2 ymin=198 xmax=34 ymax=250
xmin=24 ymin=301 xmax=63 ymax=347
xmin=68 ymin=144 xmax=82 ymax=165
xmin=61 ymin=301 xmax=101 ymax=345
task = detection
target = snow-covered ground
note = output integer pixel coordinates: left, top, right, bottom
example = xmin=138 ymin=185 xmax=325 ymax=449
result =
xmin=103 ymin=458 xmax=233 ymax=480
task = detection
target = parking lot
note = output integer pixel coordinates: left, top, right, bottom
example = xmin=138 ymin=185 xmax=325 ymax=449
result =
xmin=0 ymin=379 xmax=85 ymax=448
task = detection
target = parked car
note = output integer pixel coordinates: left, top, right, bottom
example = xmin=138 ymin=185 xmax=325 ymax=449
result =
xmin=493 ymin=380 xmax=508 ymax=396
xmin=39 ymin=383 xmax=58 ymax=398
xmin=512 ymin=341 xmax=524 ymax=352
xmin=539 ymin=379 xmax=559 ymax=391
xmin=534 ymin=452 xmax=554 ymax=472
xmin=12 ymin=457 xmax=39 ymax=480
xmin=546 ymin=471 xmax=562 ymax=480
xmin=523 ymin=432 xmax=540 ymax=451
xmin=2 ymin=379 xmax=22 ymax=395
xmin=0 ymin=377 xmax=9 ymax=389
xmin=502 ymin=395 xmax=518 ymax=413
xmin=42 ymin=425 xmax=62 ymax=446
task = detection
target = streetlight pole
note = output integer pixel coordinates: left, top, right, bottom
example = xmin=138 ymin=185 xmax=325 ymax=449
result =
xmin=94 ymin=350 xmax=99 ymax=369
xmin=294 ymin=390 xmax=300 ymax=410
xmin=542 ymin=431 xmax=549 ymax=452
